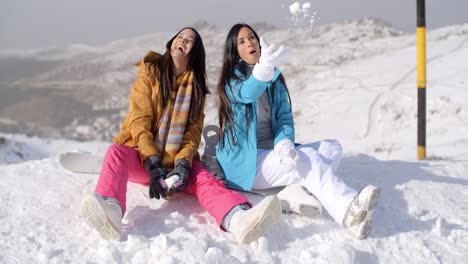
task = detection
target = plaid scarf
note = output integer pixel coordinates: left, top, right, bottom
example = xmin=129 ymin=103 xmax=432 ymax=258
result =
xmin=154 ymin=71 xmax=193 ymax=168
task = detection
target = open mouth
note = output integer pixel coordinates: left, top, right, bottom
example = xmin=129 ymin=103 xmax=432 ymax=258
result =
xmin=176 ymin=46 xmax=184 ymax=52
xmin=249 ymin=50 xmax=256 ymax=55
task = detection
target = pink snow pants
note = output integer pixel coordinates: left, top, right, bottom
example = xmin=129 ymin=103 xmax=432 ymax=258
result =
xmin=94 ymin=144 xmax=250 ymax=228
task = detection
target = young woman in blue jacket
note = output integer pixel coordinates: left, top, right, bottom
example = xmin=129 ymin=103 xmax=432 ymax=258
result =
xmin=216 ymin=23 xmax=381 ymax=239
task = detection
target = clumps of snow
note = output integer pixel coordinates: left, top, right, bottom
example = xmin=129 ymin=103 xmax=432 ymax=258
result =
xmin=288 ymin=2 xmax=317 ymax=32
xmin=289 ymin=2 xmax=302 ymax=16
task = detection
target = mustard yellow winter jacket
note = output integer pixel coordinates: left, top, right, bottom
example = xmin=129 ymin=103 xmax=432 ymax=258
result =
xmin=113 ymin=51 xmax=204 ymax=167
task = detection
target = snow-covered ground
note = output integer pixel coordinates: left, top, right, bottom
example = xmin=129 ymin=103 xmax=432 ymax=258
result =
xmin=1 ymin=19 xmax=468 ymax=263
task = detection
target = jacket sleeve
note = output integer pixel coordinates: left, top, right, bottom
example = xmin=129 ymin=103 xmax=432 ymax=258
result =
xmin=226 ymin=75 xmax=270 ymax=104
xmin=174 ymin=97 xmax=205 ymax=166
xmin=127 ymin=75 xmax=160 ymax=161
xmin=273 ymin=79 xmax=295 ymax=145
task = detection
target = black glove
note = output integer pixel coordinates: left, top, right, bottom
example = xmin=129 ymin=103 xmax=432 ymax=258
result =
xmin=166 ymin=158 xmax=191 ymax=192
xmin=144 ymin=155 xmax=169 ymax=199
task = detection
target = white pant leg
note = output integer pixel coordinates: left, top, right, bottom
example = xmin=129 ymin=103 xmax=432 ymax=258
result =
xmin=296 ymin=144 xmax=356 ymax=225
xmin=253 ymin=141 xmax=356 ymax=225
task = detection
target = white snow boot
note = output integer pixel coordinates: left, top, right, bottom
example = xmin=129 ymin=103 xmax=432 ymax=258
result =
xmin=276 ymin=184 xmax=322 ymax=218
xmin=81 ymin=192 xmax=123 ymax=240
xmin=229 ymin=195 xmax=281 ymax=244
xmin=342 ymin=185 xmax=380 ymax=239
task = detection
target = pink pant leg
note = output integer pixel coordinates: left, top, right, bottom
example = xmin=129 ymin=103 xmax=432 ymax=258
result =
xmin=94 ymin=144 xmax=148 ymax=214
xmin=95 ymin=147 xmax=248 ymax=227
xmin=185 ymin=160 xmax=251 ymax=230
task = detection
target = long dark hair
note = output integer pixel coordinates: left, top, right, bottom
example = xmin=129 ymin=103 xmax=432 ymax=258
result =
xmin=156 ymin=27 xmax=209 ymax=121
xmin=217 ymin=23 xmax=290 ymax=148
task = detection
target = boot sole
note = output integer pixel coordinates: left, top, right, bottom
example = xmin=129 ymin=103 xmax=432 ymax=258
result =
xmin=280 ymin=200 xmax=321 ymax=218
xmin=349 ymin=186 xmax=381 ymax=227
xmin=351 ymin=217 xmax=373 ymax=240
xmin=365 ymin=187 xmax=381 ymax=212
xmin=240 ymin=196 xmax=281 ymax=244
xmin=81 ymin=193 xmax=122 ymax=240
xmin=277 ymin=185 xmax=322 ymax=218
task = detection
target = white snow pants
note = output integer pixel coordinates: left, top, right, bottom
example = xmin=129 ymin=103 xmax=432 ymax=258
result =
xmin=253 ymin=139 xmax=357 ymax=225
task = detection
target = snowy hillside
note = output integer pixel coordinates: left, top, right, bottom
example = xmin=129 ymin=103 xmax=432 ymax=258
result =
xmin=1 ymin=18 xmax=468 ymax=263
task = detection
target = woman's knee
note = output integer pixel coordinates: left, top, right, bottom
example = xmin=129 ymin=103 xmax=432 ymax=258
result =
xmin=320 ymin=139 xmax=343 ymax=158
xmin=190 ymin=160 xmax=225 ymax=185
xmin=322 ymin=139 xmax=342 ymax=151
xmin=107 ymin=144 xmax=129 ymax=156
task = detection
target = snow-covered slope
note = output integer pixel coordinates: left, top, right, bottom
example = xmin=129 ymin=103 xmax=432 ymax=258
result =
xmin=0 ymin=134 xmax=467 ymax=263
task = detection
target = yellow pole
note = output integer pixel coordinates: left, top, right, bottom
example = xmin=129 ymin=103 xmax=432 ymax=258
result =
xmin=417 ymin=0 xmax=426 ymax=160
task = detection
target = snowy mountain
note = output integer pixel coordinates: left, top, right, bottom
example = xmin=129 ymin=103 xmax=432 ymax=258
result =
xmin=0 ymin=18 xmax=413 ymax=142
xmin=0 ymin=18 xmax=467 ymax=263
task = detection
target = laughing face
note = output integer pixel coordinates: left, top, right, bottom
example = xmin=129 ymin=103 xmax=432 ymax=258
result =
xmin=237 ymin=27 xmax=260 ymax=65
xmin=170 ymin=29 xmax=196 ymax=62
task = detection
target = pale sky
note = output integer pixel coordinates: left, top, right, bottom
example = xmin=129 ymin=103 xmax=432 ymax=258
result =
xmin=1 ymin=0 xmax=467 ymax=49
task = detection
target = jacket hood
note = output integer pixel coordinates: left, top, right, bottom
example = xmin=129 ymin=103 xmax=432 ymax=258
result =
xmin=135 ymin=51 xmax=162 ymax=67
xmin=135 ymin=51 xmax=162 ymax=78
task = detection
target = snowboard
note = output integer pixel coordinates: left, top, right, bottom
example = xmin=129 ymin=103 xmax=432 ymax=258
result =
xmin=59 ymin=152 xmax=103 ymax=174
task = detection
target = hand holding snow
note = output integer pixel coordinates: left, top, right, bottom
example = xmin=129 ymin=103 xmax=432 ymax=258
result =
xmin=164 ymin=175 xmax=181 ymax=190
xmin=260 ymin=37 xmax=291 ymax=65
xmin=275 ymin=139 xmax=300 ymax=172
xmin=253 ymin=37 xmax=292 ymax=81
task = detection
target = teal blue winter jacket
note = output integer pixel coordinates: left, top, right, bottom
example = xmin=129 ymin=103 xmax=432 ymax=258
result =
xmin=216 ymin=65 xmax=295 ymax=190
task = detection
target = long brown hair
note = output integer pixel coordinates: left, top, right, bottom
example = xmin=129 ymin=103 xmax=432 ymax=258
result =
xmin=156 ymin=27 xmax=209 ymax=121
xmin=217 ymin=23 xmax=290 ymax=148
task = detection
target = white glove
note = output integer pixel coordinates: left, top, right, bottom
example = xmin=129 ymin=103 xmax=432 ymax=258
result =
xmin=274 ymin=139 xmax=299 ymax=172
xmin=252 ymin=37 xmax=291 ymax=82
